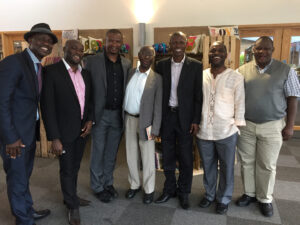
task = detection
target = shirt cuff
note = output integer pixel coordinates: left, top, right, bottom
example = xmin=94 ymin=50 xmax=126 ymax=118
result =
xmin=235 ymin=119 xmax=246 ymax=126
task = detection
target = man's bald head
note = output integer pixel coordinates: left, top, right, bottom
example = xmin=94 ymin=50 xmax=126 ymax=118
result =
xmin=63 ymin=39 xmax=84 ymax=67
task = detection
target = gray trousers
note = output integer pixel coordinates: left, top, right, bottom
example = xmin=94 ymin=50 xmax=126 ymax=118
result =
xmin=90 ymin=109 xmax=123 ymax=193
xmin=196 ymin=132 xmax=238 ymax=205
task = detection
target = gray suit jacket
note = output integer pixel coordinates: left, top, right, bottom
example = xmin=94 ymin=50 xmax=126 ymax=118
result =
xmin=126 ymin=68 xmax=162 ymax=140
xmin=85 ymin=52 xmax=131 ymax=124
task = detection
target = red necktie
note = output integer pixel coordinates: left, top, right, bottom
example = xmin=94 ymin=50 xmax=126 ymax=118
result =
xmin=37 ymin=63 xmax=42 ymax=94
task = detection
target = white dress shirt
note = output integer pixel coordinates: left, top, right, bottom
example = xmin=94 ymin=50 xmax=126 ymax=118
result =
xmin=124 ymin=68 xmax=150 ymax=115
xmin=169 ymin=56 xmax=185 ymax=107
xmin=197 ymin=68 xmax=246 ymax=140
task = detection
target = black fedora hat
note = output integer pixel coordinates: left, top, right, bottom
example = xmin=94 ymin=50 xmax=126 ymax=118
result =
xmin=24 ymin=23 xmax=58 ymax=44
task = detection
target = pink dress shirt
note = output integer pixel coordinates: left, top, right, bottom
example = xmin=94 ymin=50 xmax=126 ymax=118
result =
xmin=62 ymin=59 xmax=85 ymax=119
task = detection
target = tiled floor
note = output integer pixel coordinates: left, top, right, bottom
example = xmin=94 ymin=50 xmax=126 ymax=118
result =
xmin=1 ymin=137 xmax=300 ymax=225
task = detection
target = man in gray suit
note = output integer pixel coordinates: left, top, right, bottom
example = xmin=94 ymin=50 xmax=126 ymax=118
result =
xmin=85 ymin=29 xmax=131 ymax=203
xmin=124 ymin=46 xmax=162 ymax=204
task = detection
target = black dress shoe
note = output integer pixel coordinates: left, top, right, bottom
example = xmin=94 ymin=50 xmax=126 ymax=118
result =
xmin=125 ymin=187 xmax=141 ymax=199
xmin=155 ymin=192 xmax=176 ymax=204
xmin=33 ymin=209 xmax=51 ymax=220
xmin=216 ymin=203 xmax=228 ymax=214
xmin=199 ymin=197 xmax=212 ymax=208
xmin=68 ymin=208 xmax=80 ymax=225
xmin=143 ymin=192 xmax=154 ymax=204
xmin=95 ymin=190 xmax=113 ymax=203
xmin=259 ymin=202 xmax=273 ymax=217
xmin=178 ymin=194 xmax=190 ymax=210
xmin=105 ymin=185 xmax=119 ymax=198
xmin=236 ymin=194 xmax=257 ymax=207
xmin=78 ymin=197 xmax=91 ymax=207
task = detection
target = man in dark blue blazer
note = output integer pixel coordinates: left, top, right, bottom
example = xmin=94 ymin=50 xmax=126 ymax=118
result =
xmin=0 ymin=23 xmax=57 ymax=225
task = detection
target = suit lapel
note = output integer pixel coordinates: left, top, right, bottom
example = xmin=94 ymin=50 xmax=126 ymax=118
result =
xmin=99 ymin=53 xmax=107 ymax=90
xmin=59 ymin=61 xmax=80 ymax=106
xmin=126 ymin=68 xmax=136 ymax=86
xmin=141 ymin=69 xmax=154 ymax=104
xmin=165 ymin=58 xmax=172 ymax=100
xmin=177 ymin=57 xmax=190 ymax=90
xmin=82 ymin=70 xmax=89 ymax=117
xmin=21 ymin=50 xmax=38 ymax=100
xmin=121 ymin=56 xmax=128 ymax=91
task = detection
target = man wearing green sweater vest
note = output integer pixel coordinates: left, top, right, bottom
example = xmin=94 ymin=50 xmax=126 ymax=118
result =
xmin=236 ymin=36 xmax=300 ymax=217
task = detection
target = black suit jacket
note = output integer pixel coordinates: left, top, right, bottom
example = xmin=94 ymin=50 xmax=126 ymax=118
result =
xmin=156 ymin=56 xmax=203 ymax=132
xmin=41 ymin=60 xmax=94 ymax=143
xmin=0 ymin=50 xmax=39 ymax=146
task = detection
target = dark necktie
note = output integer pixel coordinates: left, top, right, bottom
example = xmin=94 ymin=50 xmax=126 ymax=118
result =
xmin=37 ymin=63 xmax=42 ymax=94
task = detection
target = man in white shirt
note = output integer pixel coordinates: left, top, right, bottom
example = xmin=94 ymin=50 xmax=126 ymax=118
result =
xmin=154 ymin=32 xmax=203 ymax=209
xmin=197 ymin=41 xmax=245 ymax=214
xmin=124 ymin=46 xmax=162 ymax=204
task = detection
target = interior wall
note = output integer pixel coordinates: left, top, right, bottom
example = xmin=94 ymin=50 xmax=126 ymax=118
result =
xmin=1 ymin=0 xmax=300 ymax=56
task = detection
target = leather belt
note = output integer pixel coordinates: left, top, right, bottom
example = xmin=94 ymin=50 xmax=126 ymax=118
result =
xmin=125 ymin=111 xmax=139 ymax=118
xmin=168 ymin=106 xmax=179 ymax=112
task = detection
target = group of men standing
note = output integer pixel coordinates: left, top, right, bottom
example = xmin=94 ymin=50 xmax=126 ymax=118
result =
xmin=0 ymin=23 xmax=299 ymax=225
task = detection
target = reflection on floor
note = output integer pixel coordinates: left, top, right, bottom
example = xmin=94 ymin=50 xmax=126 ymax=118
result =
xmin=1 ymin=136 xmax=300 ymax=225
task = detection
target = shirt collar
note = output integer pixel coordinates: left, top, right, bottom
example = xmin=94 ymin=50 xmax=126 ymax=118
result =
xmin=171 ymin=55 xmax=185 ymax=64
xmin=62 ymin=58 xmax=82 ymax=72
xmin=255 ymin=59 xmax=273 ymax=73
xmin=136 ymin=67 xmax=151 ymax=76
xmin=26 ymin=48 xmax=41 ymax=64
xmin=104 ymin=49 xmax=121 ymax=63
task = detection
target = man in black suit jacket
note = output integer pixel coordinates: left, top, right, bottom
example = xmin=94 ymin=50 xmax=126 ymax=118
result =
xmin=155 ymin=32 xmax=203 ymax=209
xmin=41 ymin=40 xmax=93 ymax=225
xmin=0 ymin=23 xmax=56 ymax=225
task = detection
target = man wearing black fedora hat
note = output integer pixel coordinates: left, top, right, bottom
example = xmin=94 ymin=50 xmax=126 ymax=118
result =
xmin=0 ymin=23 xmax=57 ymax=225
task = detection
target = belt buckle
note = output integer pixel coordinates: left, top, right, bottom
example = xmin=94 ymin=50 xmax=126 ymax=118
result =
xmin=170 ymin=107 xmax=177 ymax=112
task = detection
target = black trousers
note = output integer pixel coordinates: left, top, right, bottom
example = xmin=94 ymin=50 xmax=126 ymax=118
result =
xmin=161 ymin=109 xmax=193 ymax=195
xmin=59 ymin=136 xmax=87 ymax=209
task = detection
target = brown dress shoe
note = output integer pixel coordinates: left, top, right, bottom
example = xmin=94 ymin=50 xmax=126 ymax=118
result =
xmin=78 ymin=197 xmax=91 ymax=206
xmin=68 ymin=208 xmax=80 ymax=225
